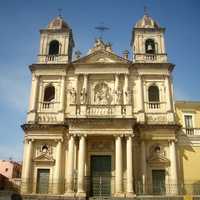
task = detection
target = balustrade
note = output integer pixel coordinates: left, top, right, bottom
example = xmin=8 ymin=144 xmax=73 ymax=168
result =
xmin=87 ymin=105 xmax=115 ymax=116
xmin=182 ymin=128 xmax=200 ymax=136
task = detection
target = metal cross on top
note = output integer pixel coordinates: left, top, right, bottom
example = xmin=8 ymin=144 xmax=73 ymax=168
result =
xmin=144 ymin=6 xmax=149 ymax=15
xmin=58 ymin=8 xmax=63 ymax=17
xmin=95 ymin=22 xmax=110 ymax=40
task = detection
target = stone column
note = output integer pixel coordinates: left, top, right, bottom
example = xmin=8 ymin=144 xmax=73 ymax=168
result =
xmin=81 ymin=74 xmax=88 ymax=104
xmin=141 ymin=140 xmax=146 ymax=194
xmin=165 ymin=76 xmax=172 ymax=112
xmin=126 ymin=136 xmax=134 ymax=197
xmin=83 ymin=74 xmax=88 ymax=91
xmin=170 ymin=140 xmax=178 ymax=194
xmin=138 ymin=76 xmax=144 ymax=112
xmin=123 ymin=74 xmax=128 ymax=105
xmin=59 ymin=76 xmax=65 ymax=111
xmin=66 ymin=135 xmax=75 ymax=195
xmin=29 ymin=74 xmax=39 ymax=112
xmin=115 ymin=74 xmax=119 ymax=104
xmin=115 ymin=136 xmax=123 ymax=196
xmin=21 ymin=139 xmax=33 ymax=194
xmin=53 ymin=140 xmax=63 ymax=194
xmin=77 ymin=135 xmax=86 ymax=196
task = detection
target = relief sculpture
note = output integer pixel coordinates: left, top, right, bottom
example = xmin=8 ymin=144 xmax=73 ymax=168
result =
xmin=94 ymin=82 xmax=112 ymax=105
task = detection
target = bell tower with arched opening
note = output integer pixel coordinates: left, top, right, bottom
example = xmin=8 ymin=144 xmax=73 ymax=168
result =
xmin=131 ymin=13 xmax=167 ymax=63
xmin=38 ymin=15 xmax=74 ymax=63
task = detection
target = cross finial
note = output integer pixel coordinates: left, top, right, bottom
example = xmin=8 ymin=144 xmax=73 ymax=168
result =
xmin=58 ymin=8 xmax=62 ymax=17
xmin=95 ymin=22 xmax=110 ymax=40
xmin=144 ymin=6 xmax=148 ymax=15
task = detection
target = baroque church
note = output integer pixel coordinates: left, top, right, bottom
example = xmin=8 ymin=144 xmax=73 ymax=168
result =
xmin=20 ymin=13 xmax=198 ymax=199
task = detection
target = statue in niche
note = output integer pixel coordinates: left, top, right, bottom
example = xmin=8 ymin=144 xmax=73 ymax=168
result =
xmin=115 ymin=90 xmax=122 ymax=104
xmin=70 ymin=88 xmax=76 ymax=104
xmin=80 ymin=88 xmax=87 ymax=104
xmin=94 ymin=82 xmax=111 ymax=105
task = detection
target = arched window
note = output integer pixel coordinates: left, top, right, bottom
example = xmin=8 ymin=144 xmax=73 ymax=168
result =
xmin=145 ymin=39 xmax=156 ymax=54
xmin=148 ymin=85 xmax=159 ymax=102
xmin=48 ymin=40 xmax=59 ymax=55
xmin=43 ymin=85 xmax=55 ymax=102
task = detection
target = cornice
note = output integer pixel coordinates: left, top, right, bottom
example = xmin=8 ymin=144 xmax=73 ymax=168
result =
xmin=21 ymin=123 xmax=68 ymax=131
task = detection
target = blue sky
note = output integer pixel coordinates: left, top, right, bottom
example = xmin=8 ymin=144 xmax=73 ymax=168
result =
xmin=0 ymin=0 xmax=200 ymax=161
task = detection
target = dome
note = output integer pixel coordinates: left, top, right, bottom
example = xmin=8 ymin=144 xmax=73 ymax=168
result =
xmin=47 ymin=16 xmax=70 ymax=30
xmin=135 ymin=14 xmax=160 ymax=29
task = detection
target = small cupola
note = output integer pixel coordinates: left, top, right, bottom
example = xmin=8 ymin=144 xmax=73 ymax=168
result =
xmin=38 ymin=15 xmax=74 ymax=64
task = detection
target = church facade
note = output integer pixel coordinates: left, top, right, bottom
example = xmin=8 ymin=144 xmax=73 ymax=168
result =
xmin=20 ymin=14 xmax=199 ymax=199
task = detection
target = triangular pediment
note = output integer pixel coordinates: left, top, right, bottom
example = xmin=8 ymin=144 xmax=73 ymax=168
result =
xmin=148 ymin=155 xmax=170 ymax=166
xmin=33 ymin=153 xmax=55 ymax=164
xmin=73 ymin=50 xmax=131 ymax=64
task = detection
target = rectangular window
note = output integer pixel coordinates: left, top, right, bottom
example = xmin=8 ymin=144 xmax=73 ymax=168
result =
xmin=184 ymin=115 xmax=193 ymax=128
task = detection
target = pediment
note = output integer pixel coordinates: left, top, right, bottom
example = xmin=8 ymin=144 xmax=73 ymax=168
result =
xmin=33 ymin=153 xmax=55 ymax=164
xmin=148 ymin=155 xmax=170 ymax=166
xmin=73 ymin=50 xmax=131 ymax=64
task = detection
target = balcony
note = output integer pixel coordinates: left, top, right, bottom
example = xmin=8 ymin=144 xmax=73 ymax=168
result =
xmin=69 ymin=104 xmax=133 ymax=118
xmin=145 ymin=102 xmax=166 ymax=113
xmin=182 ymin=128 xmax=200 ymax=136
xmin=37 ymin=54 xmax=67 ymax=64
xmin=39 ymin=101 xmax=59 ymax=111
xmin=134 ymin=53 xmax=167 ymax=63
xmin=35 ymin=101 xmax=60 ymax=123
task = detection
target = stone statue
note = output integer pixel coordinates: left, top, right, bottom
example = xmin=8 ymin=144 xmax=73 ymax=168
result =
xmin=116 ymin=90 xmax=122 ymax=104
xmin=70 ymin=88 xmax=76 ymax=104
xmin=80 ymin=88 xmax=87 ymax=104
xmin=124 ymin=90 xmax=131 ymax=104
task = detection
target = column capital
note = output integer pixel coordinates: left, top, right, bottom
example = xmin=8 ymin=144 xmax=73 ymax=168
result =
xmin=168 ymin=139 xmax=177 ymax=144
xmin=77 ymin=134 xmax=87 ymax=138
xmin=125 ymin=134 xmax=134 ymax=139
xmin=55 ymin=138 xmax=63 ymax=143
xmin=114 ymin=134 xmax=124 ymax=138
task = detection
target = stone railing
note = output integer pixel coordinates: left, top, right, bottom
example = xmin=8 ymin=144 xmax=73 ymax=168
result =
xmin=37 ymin=54 xmax=67 ymax=64
xmin=135 ymin=53 xmax=168 ymax=63
xmin=86 ymin=105 xmax=115 ymax=116
xmin=39 ymin=101 xmax=59 ymax=112
xmin=145 ymin=102 xmax=166 ymax=113
xmin=69 ymin=104 xmax=132 ymax=117
xmin=182 ymin=128 xmax=200 ymax=136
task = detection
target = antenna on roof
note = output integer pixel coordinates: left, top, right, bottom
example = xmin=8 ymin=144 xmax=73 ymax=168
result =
xmin=58 ymin=8 xmax=63 ymax=17
xmin=95 ymin=22 xmax=110 ymax=40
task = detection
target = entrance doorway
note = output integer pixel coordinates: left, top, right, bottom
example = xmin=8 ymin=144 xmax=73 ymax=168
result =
xmin=152 ymin=169 xmax=166 ymax=194
xmin=90 ymin=155 xmax=112 ymax=196
xmin=36 ymin=169 xmax=50 ymax=194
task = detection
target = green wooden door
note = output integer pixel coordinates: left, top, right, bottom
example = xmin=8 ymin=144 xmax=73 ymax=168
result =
xmin=91 ymin=155 xmax=111 ymax=196
xmin=152 ymin=169 xmax=166 ymax=194
xmin=36 ymin=169 xmax=50 ymax=194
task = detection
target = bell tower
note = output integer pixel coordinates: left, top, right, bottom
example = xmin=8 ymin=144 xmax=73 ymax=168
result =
xmin=131 ymin=13 xmax=167 ymax=63
xmin=38 ymin=15 xmax=74 ymax=63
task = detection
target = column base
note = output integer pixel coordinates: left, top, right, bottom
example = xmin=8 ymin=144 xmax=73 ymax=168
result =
xmin=76 ymin=192 xmax=86 ymax=197
xmin=126 ymin=192 xmax=136 ymax=197
xmin=64 ymin=191 xmax=76 ymax=197
xmin=114 ymin=193 xmax=125 ymax=197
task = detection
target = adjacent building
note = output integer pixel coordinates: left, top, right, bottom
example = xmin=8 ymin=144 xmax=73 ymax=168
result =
xmin=20 ymin=13 xmax=200 ymax=199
